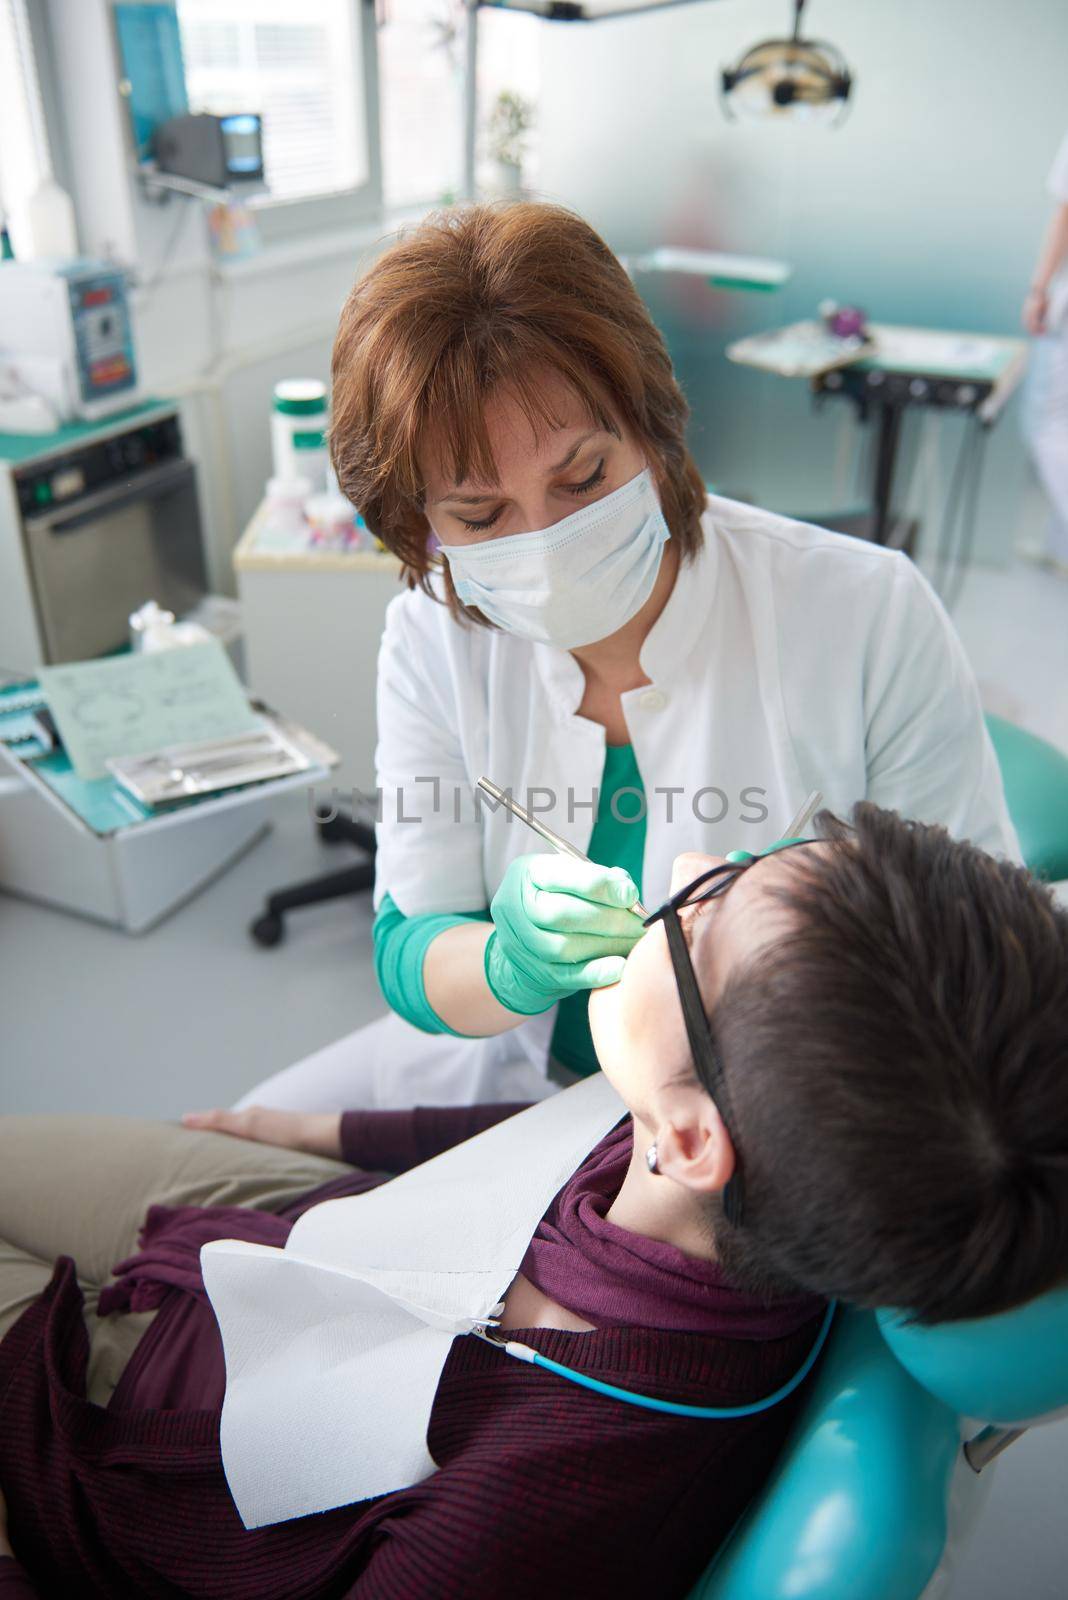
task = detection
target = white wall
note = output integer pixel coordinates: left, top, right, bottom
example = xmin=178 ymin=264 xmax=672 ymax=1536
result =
xmin=137 ymin=237 xmax=382 ymax=593
xmin=535 ymin=0 xmax=1068 ymax=564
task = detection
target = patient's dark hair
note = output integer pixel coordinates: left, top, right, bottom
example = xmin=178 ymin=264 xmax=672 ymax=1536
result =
xmin=706 ymin=803 xmax=1068 ymax=1324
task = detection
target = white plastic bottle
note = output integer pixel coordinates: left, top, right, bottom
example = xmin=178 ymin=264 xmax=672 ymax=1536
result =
xmin=25 ymin=176 xmax=78 ymax=259
xmin=271 ymin=379 xmax=328 ymax=492
xmin=261 ymin=475 xmax=312 ymax=549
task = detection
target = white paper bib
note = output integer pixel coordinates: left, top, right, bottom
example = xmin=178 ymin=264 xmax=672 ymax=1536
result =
xmin=201 ymin=1073 xmax=626 ymax=1528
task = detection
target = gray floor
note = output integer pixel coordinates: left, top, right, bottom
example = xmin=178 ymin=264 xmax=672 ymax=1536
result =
xmin=0 ymin=794 xmax=385 ymax=1119
xmin=949 ymin=559 xmax=1068 ymax=755
xmin=1 ymin=556 xmax=1066 ymax=1597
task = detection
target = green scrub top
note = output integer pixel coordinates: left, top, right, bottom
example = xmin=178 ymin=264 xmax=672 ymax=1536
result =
xmin=549 ymin=743 xmax=647 ymax=1077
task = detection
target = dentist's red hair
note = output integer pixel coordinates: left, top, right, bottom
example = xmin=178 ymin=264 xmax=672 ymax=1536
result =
xmin=329 ymin=201 xmax=707 ymax=620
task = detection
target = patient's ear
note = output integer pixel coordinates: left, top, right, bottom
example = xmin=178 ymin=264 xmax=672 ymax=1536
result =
xmin=653 ymin=1083 xmax=736 ymax=1195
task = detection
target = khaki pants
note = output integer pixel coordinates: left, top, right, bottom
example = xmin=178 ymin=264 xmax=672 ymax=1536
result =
xmin=0 ymin=1117 xmax=351 ymax=1407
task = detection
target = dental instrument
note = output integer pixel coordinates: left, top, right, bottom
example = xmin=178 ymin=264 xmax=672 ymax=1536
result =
xmin=471 ymin=1299 xmax=837 ymax=1419
xmin=724 ymin=790 xmax=823 ymax=866
xmin=477 ymin=775 xmax=650 ymax=918
xmin=783 ymin=789 xmax=824 ymax=838
xmin=475 ymin=781 xmax=824 ymax=921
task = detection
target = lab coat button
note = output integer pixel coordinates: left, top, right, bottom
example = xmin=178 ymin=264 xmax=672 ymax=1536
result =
xmin=639 ymin=688 xmax=667 ymax=711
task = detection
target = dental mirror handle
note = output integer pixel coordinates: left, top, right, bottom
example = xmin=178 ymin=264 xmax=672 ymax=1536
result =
xmin=477 ymin=776 xmax=648 ymax=919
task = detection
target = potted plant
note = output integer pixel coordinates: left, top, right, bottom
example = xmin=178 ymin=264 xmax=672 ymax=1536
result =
xmin=485 ymin=89 xmax=535 ymax=196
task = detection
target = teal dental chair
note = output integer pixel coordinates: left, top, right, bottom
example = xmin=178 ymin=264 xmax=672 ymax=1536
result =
xmin=692 ymin=1290 xmax=1068 ymax=1600
xmin=984 ymin=714 xmax=1068 ymax=884
xmin=690 ymin=715 xmax=1068 ymax=1600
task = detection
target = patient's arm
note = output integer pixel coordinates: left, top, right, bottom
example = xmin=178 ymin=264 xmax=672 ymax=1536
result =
xmin=338 ymin=1102 xmax=532 ymax=1173
xmin=180 ymin=1102 xmax=532 ymax=1175
xmin=182 ymin=1106 xmax=344 ymax=1159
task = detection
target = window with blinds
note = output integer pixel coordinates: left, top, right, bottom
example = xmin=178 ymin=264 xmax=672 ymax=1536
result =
xmin=175 ymin=0 xmax=368 ymax=204
xmin=0 ymin=0 xmax=52 ymax=256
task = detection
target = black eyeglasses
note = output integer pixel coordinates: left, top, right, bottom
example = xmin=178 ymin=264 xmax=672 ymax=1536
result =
xmin=641 ymin=841 xmax=814 ymax=1228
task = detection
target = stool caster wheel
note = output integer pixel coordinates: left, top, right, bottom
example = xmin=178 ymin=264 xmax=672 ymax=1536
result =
xmin=317 ymin=814 xmax=349 ymax=845
xmin=251 ymin=911 xmax=284 ymax=947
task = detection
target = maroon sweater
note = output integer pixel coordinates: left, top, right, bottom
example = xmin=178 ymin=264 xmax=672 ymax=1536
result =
xmin=0 ymin=1105 xmax=824 ymax=1599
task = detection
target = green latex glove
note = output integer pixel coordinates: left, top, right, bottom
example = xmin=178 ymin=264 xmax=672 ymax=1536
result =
xmin=485 ymin=852 xmax=645 ymax=1016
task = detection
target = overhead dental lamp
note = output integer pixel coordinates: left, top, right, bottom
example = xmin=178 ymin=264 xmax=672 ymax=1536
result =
xmin=721 ymin=0 xmax=853 ymax=125
xmin=459 ymin=0 xmax=854 ymax=199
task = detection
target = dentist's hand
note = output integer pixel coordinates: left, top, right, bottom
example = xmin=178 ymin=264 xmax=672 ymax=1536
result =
xmin=484 ymin=853 xmax=645 ymax=1015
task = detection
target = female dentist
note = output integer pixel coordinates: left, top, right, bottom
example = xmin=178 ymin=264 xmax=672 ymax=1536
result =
xmin=235 ymin=201 xmax=1017 ymax=1114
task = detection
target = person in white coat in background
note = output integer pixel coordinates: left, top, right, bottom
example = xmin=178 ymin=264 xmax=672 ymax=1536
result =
xmin=225 ymin=202 xmax=1018 ymax=1119
xmin=1022 ymin=129 xmax=1068 ymax=571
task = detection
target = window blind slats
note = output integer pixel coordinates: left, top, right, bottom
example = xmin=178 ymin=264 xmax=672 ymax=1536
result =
xmin=176 ymin=0 xmax=365 ymax=201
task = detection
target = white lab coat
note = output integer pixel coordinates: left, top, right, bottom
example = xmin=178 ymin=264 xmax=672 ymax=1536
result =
xmin=239 ymin=495 xmax=1018 ymax=1113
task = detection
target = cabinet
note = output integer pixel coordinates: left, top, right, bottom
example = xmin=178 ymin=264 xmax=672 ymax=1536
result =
xmin=234 ymin=502 xmax=402 ymax=800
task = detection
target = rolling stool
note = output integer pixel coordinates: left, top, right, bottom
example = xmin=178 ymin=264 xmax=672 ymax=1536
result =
xmin=249 ymin=809 xmax=376 ymax=946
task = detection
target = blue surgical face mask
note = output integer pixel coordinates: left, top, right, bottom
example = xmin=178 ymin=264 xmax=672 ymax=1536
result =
xmin=437 ymin=467 xmax=670 ymax=649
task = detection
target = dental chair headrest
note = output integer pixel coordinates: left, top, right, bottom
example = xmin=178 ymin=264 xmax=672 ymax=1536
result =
xmin=876 ymin=1283 xmax=1068 ymax=1425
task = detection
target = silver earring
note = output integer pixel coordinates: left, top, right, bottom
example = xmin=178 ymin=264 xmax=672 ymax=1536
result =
xmin=645 ymin=1144 xmax=660 ymax=1175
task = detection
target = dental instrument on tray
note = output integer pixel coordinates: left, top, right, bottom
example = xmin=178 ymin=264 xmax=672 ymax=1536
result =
xmin=476 ymin=775 xmax=650 ymax=920
xmin=107 ymin=722 xmax=311 ymax=806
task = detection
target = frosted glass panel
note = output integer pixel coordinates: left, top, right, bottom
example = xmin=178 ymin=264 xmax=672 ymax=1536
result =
xmin=535 ymin=0 xmax=1068 ymax=565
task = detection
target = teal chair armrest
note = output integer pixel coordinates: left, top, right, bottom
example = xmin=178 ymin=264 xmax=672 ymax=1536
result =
xmin=985 ymin=714 xmax=1068 ymax=881
xmin=690 ymin=1310 xmax=960 ymax=1600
